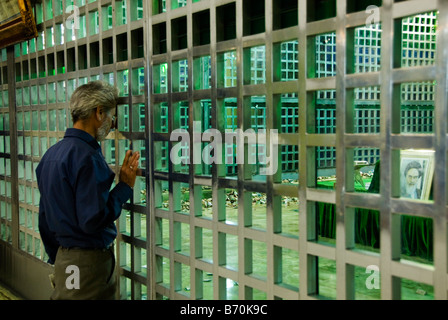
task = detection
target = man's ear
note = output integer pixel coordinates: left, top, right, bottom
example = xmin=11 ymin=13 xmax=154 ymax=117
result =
xmin=95 ymin=106 xmax=104 ymax=122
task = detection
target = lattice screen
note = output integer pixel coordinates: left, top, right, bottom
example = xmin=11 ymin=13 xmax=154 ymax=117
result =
xmin=0 ymin=0 xmax=447 ymax=300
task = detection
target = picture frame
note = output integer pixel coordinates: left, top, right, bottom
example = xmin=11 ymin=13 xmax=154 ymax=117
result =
xmin=400 ymin=149 xmax=435 ymax=200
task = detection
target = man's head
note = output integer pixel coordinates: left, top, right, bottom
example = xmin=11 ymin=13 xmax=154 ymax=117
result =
xmin=404 ymin=161 xmax=423 ymax=189
xmin=70 ymin=81 xmax=118 ymax=141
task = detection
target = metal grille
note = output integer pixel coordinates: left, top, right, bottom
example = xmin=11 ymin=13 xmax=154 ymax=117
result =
xmin=0 ymin=0 xmax=447 ymax=300
xmin=0 ymin=48 xmax=13 ymax=245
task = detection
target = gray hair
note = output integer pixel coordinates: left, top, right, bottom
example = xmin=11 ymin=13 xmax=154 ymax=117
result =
xmin=70 ymin=81 xmax=118 ymax=123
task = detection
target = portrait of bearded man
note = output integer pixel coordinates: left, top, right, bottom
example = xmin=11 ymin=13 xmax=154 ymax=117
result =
xmin=401 ymin=160 xmax=423 ymax=199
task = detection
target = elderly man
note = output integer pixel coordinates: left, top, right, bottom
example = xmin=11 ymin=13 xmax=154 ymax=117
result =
xmin=36 ymin=81 xmax=140 ymax=300
xmin=401 ymin=160 xmax=423 ymax=199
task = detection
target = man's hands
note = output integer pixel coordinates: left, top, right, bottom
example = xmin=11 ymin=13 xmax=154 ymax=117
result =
xmin=119 ymin=150 xmax=140 ymax=188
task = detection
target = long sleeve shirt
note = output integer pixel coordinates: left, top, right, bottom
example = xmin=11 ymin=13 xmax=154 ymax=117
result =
xmin=36 ymin=128 xmax=132 ymax=264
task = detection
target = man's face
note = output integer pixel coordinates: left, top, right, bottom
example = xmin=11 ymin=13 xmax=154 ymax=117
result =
xmin=96 ymin=109 xmax=116 ymax=142
xmin=406 ymin=168 xmax=420 ymax=187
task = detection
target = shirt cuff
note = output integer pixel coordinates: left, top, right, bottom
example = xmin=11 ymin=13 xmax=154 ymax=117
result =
xmin=112 ymin=181 xmax=133 ymax=204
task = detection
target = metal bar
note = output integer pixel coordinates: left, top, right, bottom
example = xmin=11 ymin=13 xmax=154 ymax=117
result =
xmin=432 ymin=0 xmax=448 ymax=300
xmin=379 ymin=0 xmax=399 ymax=300
xmin=335 ymin=0 xmax=349 ymax=300
xmin=7 ymin=46 xmax=19 ymax=250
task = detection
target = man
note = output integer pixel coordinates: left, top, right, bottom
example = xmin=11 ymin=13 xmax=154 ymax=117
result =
xmin=36 ymin=81 xmax=140 ymax=300
xmin=401 ymin=161 xmax=423 ymax=199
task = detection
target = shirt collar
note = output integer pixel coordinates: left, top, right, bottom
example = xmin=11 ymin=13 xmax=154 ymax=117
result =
xmin=64 ymin=128 xmax=101 ymax=150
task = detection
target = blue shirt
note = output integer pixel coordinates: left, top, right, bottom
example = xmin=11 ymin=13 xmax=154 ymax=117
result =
xmin=36 ymin=128 xmax=132 ymax=264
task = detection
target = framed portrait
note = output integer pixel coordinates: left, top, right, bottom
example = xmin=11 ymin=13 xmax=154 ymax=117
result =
xmin=400 ymin=149 xmax=435 ymax=200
